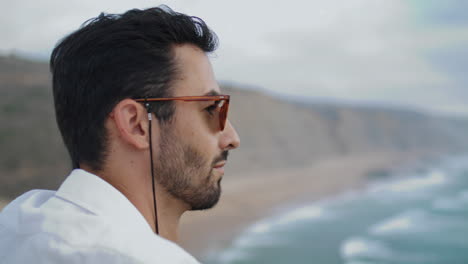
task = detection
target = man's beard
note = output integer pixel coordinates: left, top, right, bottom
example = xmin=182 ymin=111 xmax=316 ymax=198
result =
xmin=153 ymin=127 xmax=227 ymax=210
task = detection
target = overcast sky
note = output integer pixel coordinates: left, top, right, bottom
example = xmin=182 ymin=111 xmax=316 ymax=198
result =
xmin=2 ymin=0 xmax=467 ymax=116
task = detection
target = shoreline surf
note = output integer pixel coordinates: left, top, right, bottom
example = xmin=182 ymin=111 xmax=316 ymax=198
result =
xmin=179 ymin=151 xmax=439 ymax=260
xmin=201 ymin=154 xmax=468 ymax=263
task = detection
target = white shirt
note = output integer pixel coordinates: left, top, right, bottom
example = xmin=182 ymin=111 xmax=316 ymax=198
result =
xmin=0 ymin=169 xmax=201 ymax=264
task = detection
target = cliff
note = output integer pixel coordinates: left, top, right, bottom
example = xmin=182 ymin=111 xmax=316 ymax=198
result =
xmin=1 ymin=55 xmax=467 ymax=199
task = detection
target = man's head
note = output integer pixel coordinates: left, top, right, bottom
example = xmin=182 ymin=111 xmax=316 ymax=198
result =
xmin=50 ymin=6 xmax=240 ymax=210
xmin=149 ymin=45 xmax=239 ymax=210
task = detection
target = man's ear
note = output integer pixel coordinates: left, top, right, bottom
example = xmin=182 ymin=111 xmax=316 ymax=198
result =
xmin=109 ymin=99 xmax=154 ymax=150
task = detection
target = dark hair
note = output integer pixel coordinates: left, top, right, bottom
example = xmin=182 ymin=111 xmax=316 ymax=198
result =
xmin=50 ymin=6 xmax=218 ymax=171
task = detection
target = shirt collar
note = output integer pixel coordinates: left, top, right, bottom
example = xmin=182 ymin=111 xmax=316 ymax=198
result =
xmin=55 ymin=169 xmax=153 ymax=234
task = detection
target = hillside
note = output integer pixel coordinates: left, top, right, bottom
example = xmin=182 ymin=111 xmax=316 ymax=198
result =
xmin=225 ymin=86 xmax=468 ymax=174
xmin=1 ymin=55 xmax=467 ymax=200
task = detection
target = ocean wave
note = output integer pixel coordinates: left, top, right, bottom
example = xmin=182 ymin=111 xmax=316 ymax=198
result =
xmin=459 ymin=189 xmax=468 ymax=201
xmin=368 ymin=207 xmax=468 ymax=249
xmin=276 ymin=205 xmax=325 ymax=225
xmin=432 ymin=190 xmax=468 ymax=212
xmin=340 ymin=236 xmax=444 ymax=263
xmin=243 ymin=204 xmax=329 ymax=235
xmin=371 ymin=170 xmax=446 ymax=193
xmin=369 ymin=209 xmax=424 ymax=235
xmin=208 ymin=155 xmax=468 ymax=264
xmin=216 ymin=247 xmax=251 ymax=264
xmin=235 ymin=205 xmax=329 ymax=245
xmin=210 ymin=204 xmax=330 ymax=263
xmin=341 ymin=237 xmax=392 ymax=259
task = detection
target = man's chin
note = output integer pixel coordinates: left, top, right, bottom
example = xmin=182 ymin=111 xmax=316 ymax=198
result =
xmin=188 ymin=187 xmax=221 ymax=211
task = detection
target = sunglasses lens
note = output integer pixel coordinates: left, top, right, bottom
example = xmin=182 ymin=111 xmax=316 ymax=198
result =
xmin=219 ymin=99 xmax=229 ymax=130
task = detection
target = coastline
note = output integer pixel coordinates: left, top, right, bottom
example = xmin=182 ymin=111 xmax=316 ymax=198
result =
xmin=0 ymin=151 xmax=439 ymax=261
xmin=178 ymin=151 xmax=435 ymax=261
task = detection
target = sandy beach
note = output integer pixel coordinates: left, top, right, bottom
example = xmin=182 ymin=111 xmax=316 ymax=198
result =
xmin=178 ymin=151 xmax=430 ymax=260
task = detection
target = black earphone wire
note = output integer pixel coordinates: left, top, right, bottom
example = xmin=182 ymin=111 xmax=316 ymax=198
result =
xmin=146 ymin=101 xmax=159 ymax=234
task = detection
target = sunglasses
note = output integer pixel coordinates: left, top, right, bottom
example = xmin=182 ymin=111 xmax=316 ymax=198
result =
xmin=134 ymin=95 xmax=230 ymax=131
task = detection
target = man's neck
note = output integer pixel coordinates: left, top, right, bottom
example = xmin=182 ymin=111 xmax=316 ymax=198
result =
xmin=82 ymin=165 xmax=189 ymax=243
xmin=152 ymin=186 xmax=189 ymax=241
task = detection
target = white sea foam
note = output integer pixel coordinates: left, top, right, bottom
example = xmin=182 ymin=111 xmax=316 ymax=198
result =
xmin=236 ymin=223 xmax=281 ymax=248
xmin=340 ymin=237 xmax=392 ymax=259
xmin=249 ymin=221 xmax=273 ymax=234
xmin=242 ymin=204 xmax=329 ymax=236
xmin=216 ymin=247 xmax=251 ymax=264
xmin=382 ymin=170 xmax=445 ymax=192
xmin=210 ymin=156 xmax=468 ymax=264
xmin=370 ymin=206 xmax=468 ymax=238
xmin=234 ymin=204 xmax=328 ymax=246
xmin=370 ymin=210 xmax=425 ymax=235
xmin=232 ymin=217 xmax=289 ymax=248
xmin=373 ymin=216 xmax=411 ymax=233
xmin=341 ymin=235 xmax=443 ymax=263
xmin=211 ymin=221 xmax=282 ymax=263
xmin=212 ymin=203 xmax=329 ymax=263
xmin=366 ymin=170 xmax=448 ymax=204
xmin=276 ymin=205 xmax=325 ymax=225
xmin=237 ymin=234 xmax=284 ymax=248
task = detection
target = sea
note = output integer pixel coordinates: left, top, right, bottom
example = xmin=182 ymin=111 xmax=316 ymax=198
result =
xmin=204 ymin=155 xmax=468 ymax=264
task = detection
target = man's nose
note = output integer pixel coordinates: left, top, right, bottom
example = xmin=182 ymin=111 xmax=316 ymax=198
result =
xmin=220 ymin=120 xmax=240 ymax=151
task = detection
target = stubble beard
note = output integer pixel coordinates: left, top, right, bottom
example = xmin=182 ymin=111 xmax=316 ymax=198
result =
xmin=154 ymin=127 xmax=222 ymax=210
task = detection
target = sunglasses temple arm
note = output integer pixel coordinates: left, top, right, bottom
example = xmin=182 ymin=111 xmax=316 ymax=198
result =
xmin=147 ymin=110 xmax=159 ymax=235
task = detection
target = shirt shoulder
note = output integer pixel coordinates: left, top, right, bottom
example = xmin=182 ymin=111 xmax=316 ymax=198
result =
xmin=1 ymin=190 xmax=140 ymax=263
xmin=0 ymin=230 xmax=143 ymax=264
xmin=0 ymin=229 xmax=198 ymax=264
xmin=0 ymin=188 xmax=200 ymax=264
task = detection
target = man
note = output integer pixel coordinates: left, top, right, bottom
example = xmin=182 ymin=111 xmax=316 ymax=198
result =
xmin=0 ymin=6 xmax=240 ymax=264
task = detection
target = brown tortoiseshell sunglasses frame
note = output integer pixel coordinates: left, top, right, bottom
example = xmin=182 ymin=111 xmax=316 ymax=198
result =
xmin=134 ymin=95 xmax=230 ymax=131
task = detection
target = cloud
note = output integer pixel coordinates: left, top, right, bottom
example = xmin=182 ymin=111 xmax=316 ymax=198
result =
xmin=207 ymin=0 xmax=468 ymax=115
xmin=410 ymin=0 xmax=468 ymax=26
xmin=0 ymin=0 xmax=158 ymax=54
xmin=1 ymin=0 xmax=467 ymax=115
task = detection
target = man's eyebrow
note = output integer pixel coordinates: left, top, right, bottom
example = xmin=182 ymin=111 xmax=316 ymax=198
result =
xmin=203 ymin=90 xmax=220 ymax=96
